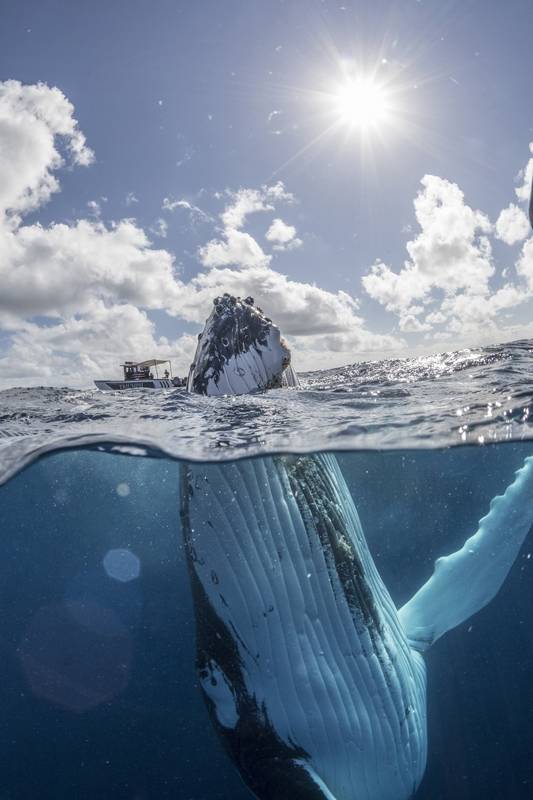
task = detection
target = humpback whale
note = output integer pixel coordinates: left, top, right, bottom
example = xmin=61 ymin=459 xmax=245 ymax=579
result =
xmin=181 ymin=294 xmax=533 ymax=800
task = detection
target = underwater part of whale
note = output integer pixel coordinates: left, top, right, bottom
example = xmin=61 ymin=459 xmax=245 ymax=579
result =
xmin=182 ymin=296 xmax=533 ymax=799
xmin=181 ymin=453 xmax=428 ymax=800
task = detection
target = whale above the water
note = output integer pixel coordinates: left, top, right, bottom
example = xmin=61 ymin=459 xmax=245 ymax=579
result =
xmin=182 ymin=294 xmax=533 ymax=800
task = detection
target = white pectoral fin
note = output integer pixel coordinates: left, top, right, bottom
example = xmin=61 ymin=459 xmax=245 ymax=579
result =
xmin=399 ymin=455 xmax=533 ymax=652
xmin=294 ymin=761 xmax=339 ymax=800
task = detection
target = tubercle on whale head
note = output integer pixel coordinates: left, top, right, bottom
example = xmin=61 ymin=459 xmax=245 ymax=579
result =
xmin=186 ymin=294 xmax=297 ymax=396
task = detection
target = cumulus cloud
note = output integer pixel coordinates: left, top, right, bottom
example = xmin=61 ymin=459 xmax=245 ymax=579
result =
xmin=220 ymin=182 xmax=293 ymax=230
xmin=362 ymin=165 xmax=533 ymax=344
xmin=266 ymin=217 xmax=296 ymax=244
xmin=363 ymin=175 xmax=495 ymax=324
xmin=363 ymin=176 xmax=492 ymax=329
xmin=515 ymin=142 xmax=533 ymax=203
xmin=515 ymin=237 xmax=533 ymax=289
xmin=197 ymin=183 xmax=295 ymax=269
xmin=0 ymin=218 xmax=180 ymax=320
xmin=265 ymin=217 xmax=302 ymax=251
xmin=495 ymin=203 xmax=530 ymax=245
xmin=199 ymin=229 xmax=271 ymax=268
xmin=0 ymin=80 xmax=93 ymax=220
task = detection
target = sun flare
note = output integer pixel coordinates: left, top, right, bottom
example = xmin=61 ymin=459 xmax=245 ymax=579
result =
xmin=333 ymin=77 xmax=390 ymax=130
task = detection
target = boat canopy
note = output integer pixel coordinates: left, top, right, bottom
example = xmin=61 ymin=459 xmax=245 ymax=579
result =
xmin=120 ymin=359 xmax=171 ymax=368
xmin=120 ymin=358 xmax=173 ymax=380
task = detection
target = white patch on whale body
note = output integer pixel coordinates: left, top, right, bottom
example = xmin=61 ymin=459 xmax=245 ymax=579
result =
xmin=199 ymin=659 xmax=239 ymax=729
xmin=194 ymin=332 xmax=289 ymax=396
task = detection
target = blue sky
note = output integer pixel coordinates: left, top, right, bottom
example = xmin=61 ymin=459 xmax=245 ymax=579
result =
xmin=1 ymin=0 xmax=533 ymax=386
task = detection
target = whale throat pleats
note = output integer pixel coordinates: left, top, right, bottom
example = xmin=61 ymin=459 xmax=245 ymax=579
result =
xmin=180 ymin=455 xmax=427 ymax=800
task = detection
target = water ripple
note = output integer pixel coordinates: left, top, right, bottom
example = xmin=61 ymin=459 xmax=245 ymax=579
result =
xmin=1 ymin=341 xmax=533 ymax=482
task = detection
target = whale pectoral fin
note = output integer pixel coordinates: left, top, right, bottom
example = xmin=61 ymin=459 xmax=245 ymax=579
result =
xmin=244 ymin=758 xmax=338 ymax=800
xmin=399 ymin=456 xmax=533 ymax=652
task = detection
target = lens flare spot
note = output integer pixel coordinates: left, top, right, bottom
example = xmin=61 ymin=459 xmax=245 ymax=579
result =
xmin=103 ymin=548 xmax=141 ymax=582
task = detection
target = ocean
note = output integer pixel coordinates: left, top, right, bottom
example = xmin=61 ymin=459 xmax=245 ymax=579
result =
xmin=1 ymin=341 xmax=533 ymax=799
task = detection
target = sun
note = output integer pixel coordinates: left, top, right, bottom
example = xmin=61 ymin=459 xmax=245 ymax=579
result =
xmin=332 ymin=77 xmax=390 ymax=131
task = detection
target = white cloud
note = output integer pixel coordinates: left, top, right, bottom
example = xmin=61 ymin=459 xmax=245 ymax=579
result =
xmin=362 ymin=164 xmax=533 ymax=345
xmin=362 ymin=175 xmax=499 ymax=333
xmin=515 ymin=237 xmax=533 ymax=289
xmin=125 ymin=192 xmax=138 ymax=206
xmin=363 ymin=175 xmax=494 ymax=319
xmin=150 ymin=217 xmax=168 ymax=238
xmin=162 ymin=197 xmax=188 ymax=212
xmin=0 ymin=79 xmax=93 ymax=220
xmin=495 ymin=203 xmax=530 ymax=245
xmin=362 ymin=260 xmax=427 ymax=318
xmin=161 ymin=196 xmax=212 ymax=225
xmin=197 ymin=183 xmax=296 ymax=269
xmin=0 ymin=91 xmax=178 ymax=332
xmin=199 ymin=229 xmax=271 ymax=269
xmin=87 ymin=199 xmax=101 ymax=218
xmin=265 ymin=217 xmax=302 ymax=251
xmin=0 ymin=218 xmax=181 ymax=320
xmin=220 ymin=182 xmax=293 ymax=230
xmin=515 ymin=142 xmax=533 ymax=202
xmin=277 ymin=237 xmax=302 ymax=252
xmin=399 ymin=314 xmax=432 ymax=333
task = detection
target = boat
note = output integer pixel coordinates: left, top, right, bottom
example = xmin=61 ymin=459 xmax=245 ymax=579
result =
xmin=94 ymin=359 xmax=185 ymax=391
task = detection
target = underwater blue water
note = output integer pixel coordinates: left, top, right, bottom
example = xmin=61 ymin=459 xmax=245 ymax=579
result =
xmin=2 ymin=341 xmax=533 ymax=799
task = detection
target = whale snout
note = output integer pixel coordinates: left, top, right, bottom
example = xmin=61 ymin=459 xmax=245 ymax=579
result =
xmin=187 ymin=294 xmax=297 ymax=396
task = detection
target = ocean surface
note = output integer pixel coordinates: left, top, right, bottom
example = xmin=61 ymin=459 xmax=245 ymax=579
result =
xmin=2 ymin=340 xmax=533 ymax=799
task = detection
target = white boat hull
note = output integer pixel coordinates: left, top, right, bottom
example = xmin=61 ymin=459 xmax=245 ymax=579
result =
xmin=94 ymin=378 xmax=174 ymax=391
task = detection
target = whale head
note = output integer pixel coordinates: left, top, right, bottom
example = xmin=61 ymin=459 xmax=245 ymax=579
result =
xmin=187 ymin=294 xmax=298 ymax=395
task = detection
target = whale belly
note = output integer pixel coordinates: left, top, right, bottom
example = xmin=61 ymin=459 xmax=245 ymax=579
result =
xmin=181 ymin=454 xmax=427 ymax=800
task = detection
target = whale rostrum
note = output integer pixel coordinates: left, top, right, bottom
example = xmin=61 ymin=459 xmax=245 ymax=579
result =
xmin=181 ymin=295 xmax=533 ymax=800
